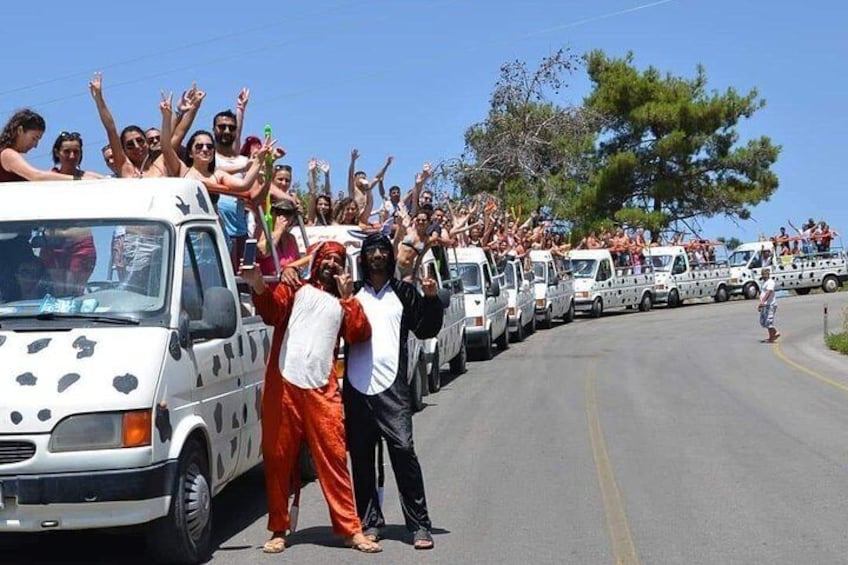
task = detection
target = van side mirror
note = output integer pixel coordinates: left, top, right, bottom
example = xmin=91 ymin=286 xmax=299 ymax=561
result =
xmin=487 ymin=280 xmax=501 ymax=298
xmin=436 ymin=288 xmax=451 ymax=309
xmin=189 ymin=286 xmax=237 ymax=341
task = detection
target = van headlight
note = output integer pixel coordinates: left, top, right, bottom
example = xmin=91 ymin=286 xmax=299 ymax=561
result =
xmin=50 ymin=410 xmax=152 ymax=452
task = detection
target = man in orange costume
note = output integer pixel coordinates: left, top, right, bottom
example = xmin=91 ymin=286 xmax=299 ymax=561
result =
xmin=241 ymin=240 xmax=381 ymax=554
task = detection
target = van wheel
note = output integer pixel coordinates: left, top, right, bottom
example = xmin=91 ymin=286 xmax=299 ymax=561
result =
xmin=411 ymin=359 xmax=425 ymax=412
xmin=146 ymin=438 xmax=212 ymax=565
xmin=496 ymin=324 xmax=510 ymax=350
xmin=449 ymin=335 xmax=467 ymax=375
xmin=563 ymin=299 xmax=575 ymax=323
xmin=822 ymin=275 xmax=840 ymax=293
xmin=590 ymin=298 xmax=603 ymax=318
xmin=743 ymin=282 xmax=759 ymax=300
xmin=541 ymin=307 xmax=553 ymax=329
xmin=668 ymin=289 xmax=680 ymax=308
xmin=795 ymin=287 xmax=811 ymax=296
xmin=481 ymin=331 xmax=494 ymax=361
xmin=639 ymin=292 xmax=653 ymax=312
xmin=528 ymin=311 xmax=537 ymax=334
xmin=513 ymin=316 xmax=526 ymax=342
xmin=714 ymin=286 xmax=729 ymax=302
xmin=427 ymin=349 xmax=441 ymax=393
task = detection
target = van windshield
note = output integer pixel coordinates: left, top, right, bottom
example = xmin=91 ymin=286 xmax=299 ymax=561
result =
xmin=570 ymin=258 xmax=597 ymax=278
xmin=456 ymin=263 xmax=482 ymax=294
xmin=651 ymin=255 xmax=673 ymax=271
xmin=728 ymin=249 xmax=756 ymax=267
xmin=0 ymin=220 xmax=170 ymax=320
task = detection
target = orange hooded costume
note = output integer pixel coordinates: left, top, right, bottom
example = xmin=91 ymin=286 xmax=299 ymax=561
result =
xmin=252 ymin=240 xmax=369 ymax=536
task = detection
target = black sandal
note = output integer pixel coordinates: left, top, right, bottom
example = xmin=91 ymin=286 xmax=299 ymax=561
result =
xmin=413 ymin=528 xmax=434 ymax=550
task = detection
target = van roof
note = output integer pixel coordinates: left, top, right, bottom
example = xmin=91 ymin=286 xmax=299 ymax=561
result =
xmin=0 ymin=178 xmax=219 ymax=224
xmin=566 ymin=249 xmax=613 ymax=260
xmin=734 ymin=240 xmax=774 ymax=252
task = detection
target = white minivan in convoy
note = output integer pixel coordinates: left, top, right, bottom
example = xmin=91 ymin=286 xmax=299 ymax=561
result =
xmin=727 ymin=240 xmax=848 ymax=298
xmin=649 ymin=244 xmax=731 ymax=306
xmin=0 ymin=179 xmax=277 ymax=564
xmin=453 ymin=246 xmax=509 ymax=360
xmin=529 ymin=249 xmax=575 ymax=328
xmin=568 ymin=248 xmax=655 ymax=317
xmin=501 ymin=255 xmax=536 ymax=341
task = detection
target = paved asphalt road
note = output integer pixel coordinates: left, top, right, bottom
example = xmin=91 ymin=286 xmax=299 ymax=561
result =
xmin=3 ymin=291 xmax=848 ymax=564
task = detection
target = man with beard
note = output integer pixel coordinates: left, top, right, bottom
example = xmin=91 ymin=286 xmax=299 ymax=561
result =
xmin=213 ymin=102 xmax=251 ymax=267
xmin=144 ymin=127 xmax=162 ymax=161
xmin=241 ymin=240 xmax=382 ymax=555
xmin=344 ymin=233 xmax=444 ymax=550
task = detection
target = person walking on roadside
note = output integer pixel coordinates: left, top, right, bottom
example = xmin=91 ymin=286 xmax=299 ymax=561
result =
xmin=344 ymin=232 xmax=444 ymax=550
xmin=241 ymin=240 xmax=382 ymax=555
xmin=758 ymin=267 xmax=780 ymax=342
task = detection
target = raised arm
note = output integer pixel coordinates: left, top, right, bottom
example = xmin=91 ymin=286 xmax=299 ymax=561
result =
xmin=405 ymin=162 xmax=431 ymax=215
xmin=88 ymin=73 xmax=127 ymax=175
xmin=348 ymin=148 xmax=359 ymax=198
xmin=307 ymin=158 xmax=319 ymax=223
xmin=320 ymin=160 xmax=331 ymax=195
xmin=233 ymin=87 xmax=249 ymax=155
xmin=171 ymin=85 xmax=205 ymax=150
xmin=218 ymin=141 xmax=273 ymax=193
xmin=159 ymin=92 xmax=188 ymax=178
xmin=369 ymin=155 xmax=393 ymax=190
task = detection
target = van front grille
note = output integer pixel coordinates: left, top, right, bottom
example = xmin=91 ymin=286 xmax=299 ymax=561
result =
xmin=0 ymin=440 xmax=36 ymax=465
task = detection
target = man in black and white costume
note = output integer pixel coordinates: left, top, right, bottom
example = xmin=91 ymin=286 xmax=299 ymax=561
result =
xmin=345 ymin=232 xmax=444 ymax=550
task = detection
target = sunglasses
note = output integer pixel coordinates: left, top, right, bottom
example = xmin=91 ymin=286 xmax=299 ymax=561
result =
xmin=194 ymin=142 xmax=214 ymax=151
xmin=59 ymin=131 xmax=81 ymax=140
xmin=146 ymin=135 xmax=161 ymax=144
xmin=124 ymin=137 xmax=147 ymax=149
xmin=215 ymin=123 xmax=236 ymax=132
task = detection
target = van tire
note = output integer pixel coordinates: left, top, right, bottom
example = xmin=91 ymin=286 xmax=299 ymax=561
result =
xmin=563 ymin=299 xmax=575 ymax=323
xmin=513 ymin=316 xmax=526 ymax=342
xmin=450 ymin=335 xmax=467 ymax=375
xmin=427 ymin=349 xmax=441 ymax=393
xmin=541 ymin=307 xmax=553 ymax=328
xmin=743 ymin=282 xmax=759 ymax=300
xmin=146 ymin=438 xmax=212 ymax=565
xmin=481 ymin=331 xmax=494 ymax=361
xmin=668 ymin=289 xmax=680 ymax=308
xmin=795 ymin=288 xmax=811 ymax=296
xmin=822 ymin=275 xmax=840 ymax=293
xmin=496 ymin=324 xmax=510 ymax=350
xmin=411 ymin=358 xmax=425 ymax=412
xmin=639 ymin=292 xmax=653 ymax=312
xmin=590 ymin=298 xmax=603 ymax=318
xmin=714 ymin=285 xmax=729 ymax=302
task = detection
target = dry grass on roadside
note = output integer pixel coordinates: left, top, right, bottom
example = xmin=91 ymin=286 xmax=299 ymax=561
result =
xmin=825 ymin=307 xmax=848 ymax=355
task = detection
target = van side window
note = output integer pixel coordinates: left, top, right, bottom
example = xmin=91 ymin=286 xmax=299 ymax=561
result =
xmin=673 ymin=255 xmax=687 ymax=274
xmin=598 ymin=259 xmax=612 ymax=281
xmin=749 ymin=252 xmax=762 ymax=269
xmin=182 ymin=229 xmax=226 ymax=321
xmin=547 ymin=262 xmax=557 ymax=285
xmin=484 ymin=264 xmax=493 ymax=289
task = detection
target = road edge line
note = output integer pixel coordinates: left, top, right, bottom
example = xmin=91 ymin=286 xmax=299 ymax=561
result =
xmin=772 ymin=341 xmax=848 ymax=393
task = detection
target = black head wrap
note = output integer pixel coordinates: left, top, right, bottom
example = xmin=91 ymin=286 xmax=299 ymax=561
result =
xmin=360 ymin=232 xmax=396 ymax=280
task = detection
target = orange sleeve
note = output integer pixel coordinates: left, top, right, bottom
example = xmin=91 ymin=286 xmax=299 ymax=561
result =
xmin=252 ymin=282 xmax=298 ymax=328
xmin=339 ymin=296 xmax=371 ymax=345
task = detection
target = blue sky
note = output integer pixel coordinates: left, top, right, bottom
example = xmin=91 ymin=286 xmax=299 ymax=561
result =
xmin=3 ymin=0 xmax=845 ymax=243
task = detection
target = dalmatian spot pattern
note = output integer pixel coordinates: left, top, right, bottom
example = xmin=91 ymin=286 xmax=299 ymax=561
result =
xmin=10 ymin=411 xmax=23 ymax=425
xmin=255 ymin=387 xmax=262 ymax=418
xmin=238 ymin=335 xmax=244 ymax=357
xmin=113 ymin=374 xmax=139 ymax=394
xmin=72 ymin=336 xmax=97 ymax=359
xmin=0 ymin=335 xmax=6 ymax=348
xmin=224 ymin=343 xmax=234 ymax=373
xmin=27 ymin=338 xmax=51 ymax=354
xmin=214 ymin=403 xmax=223 ymax=434
xmin=196 ymin=373 xmax=204 ymax=388
xmin=212 ymin=355 xmax=222 ymax=377
xmin=261 ymin=330 xmax=270 ymax=363
xmin=58 ymin=373 xmax=81 ymax=393
xmin=231 ymin=412 xmax=239 ymax=430
xmin=155 ymin=404 xmax=172 ymax=443
xmin=242 ymin=403 xmax=248 ymax=425
xmin=249 ymin=333 xmax=258 ymax=363
xmin=195 ymin=187 xmax=210 ymax=213
xmin=16 ymin=372 xmax=37 ymax=386
xmin=230 ymin=437 xmax=238 ymax=458
xmin=168 ymin=332 xmax=181 ymax=361
xmin=175 ymin=196 xmax=190 ymax=215
xmin=247 ymin=437 xmax=252 ymax=458
xmin=37 ymin=409 xmax=51 ymax=422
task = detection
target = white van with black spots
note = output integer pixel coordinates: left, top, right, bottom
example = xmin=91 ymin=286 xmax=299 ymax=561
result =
xmin=727 ymin=240 xmax=848 ymax=298
xmin=453 ymin=246 xmax=509 ymax=360
xmin=0 ymin=179 xmax=276 ymax=564
xmin=501 ymin=255 xmax=536 ymax=341
xmin=567 ymin=248 xmax=655 ymax=317
xmin=529 ymin=249 xmax=575 ymax=328
xmin=649 ymin=245 xmax=731 ymax=306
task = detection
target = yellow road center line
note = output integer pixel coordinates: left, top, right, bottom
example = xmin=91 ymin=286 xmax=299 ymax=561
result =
xmin=772 ymin=341 xmax=848 ymax=393
xmin=585 ymin=363 xmax=640 ymax=565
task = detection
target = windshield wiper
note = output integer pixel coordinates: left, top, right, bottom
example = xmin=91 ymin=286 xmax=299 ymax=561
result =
xmin=0 ymin=312 xmax=141 ymax=325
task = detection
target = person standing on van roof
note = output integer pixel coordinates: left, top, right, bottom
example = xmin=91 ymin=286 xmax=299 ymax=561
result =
xmin=241 ymin=240 xmax=382 ymax=555
xmin=758 ymin=267 xmax=780 ymax=343
xmin=344 ymin=232 xmax=444 ymax=550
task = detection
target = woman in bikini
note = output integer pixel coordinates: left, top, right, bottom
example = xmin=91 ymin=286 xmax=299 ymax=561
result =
xmin=395 ymin=207 xmax=433 ymax=281
xmin=0 ymin=109 xmax=75 ymax=182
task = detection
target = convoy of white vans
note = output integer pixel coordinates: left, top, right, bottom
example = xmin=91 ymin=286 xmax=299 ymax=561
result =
xmin=1 ymin=178 xmax=845 ymax=564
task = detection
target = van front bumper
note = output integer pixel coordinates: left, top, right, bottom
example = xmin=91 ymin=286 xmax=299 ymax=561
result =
xmin=0 ymin=460 xmax=176 ymax=531
xmin=464 ymin=326 xmax=489 ymax=347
